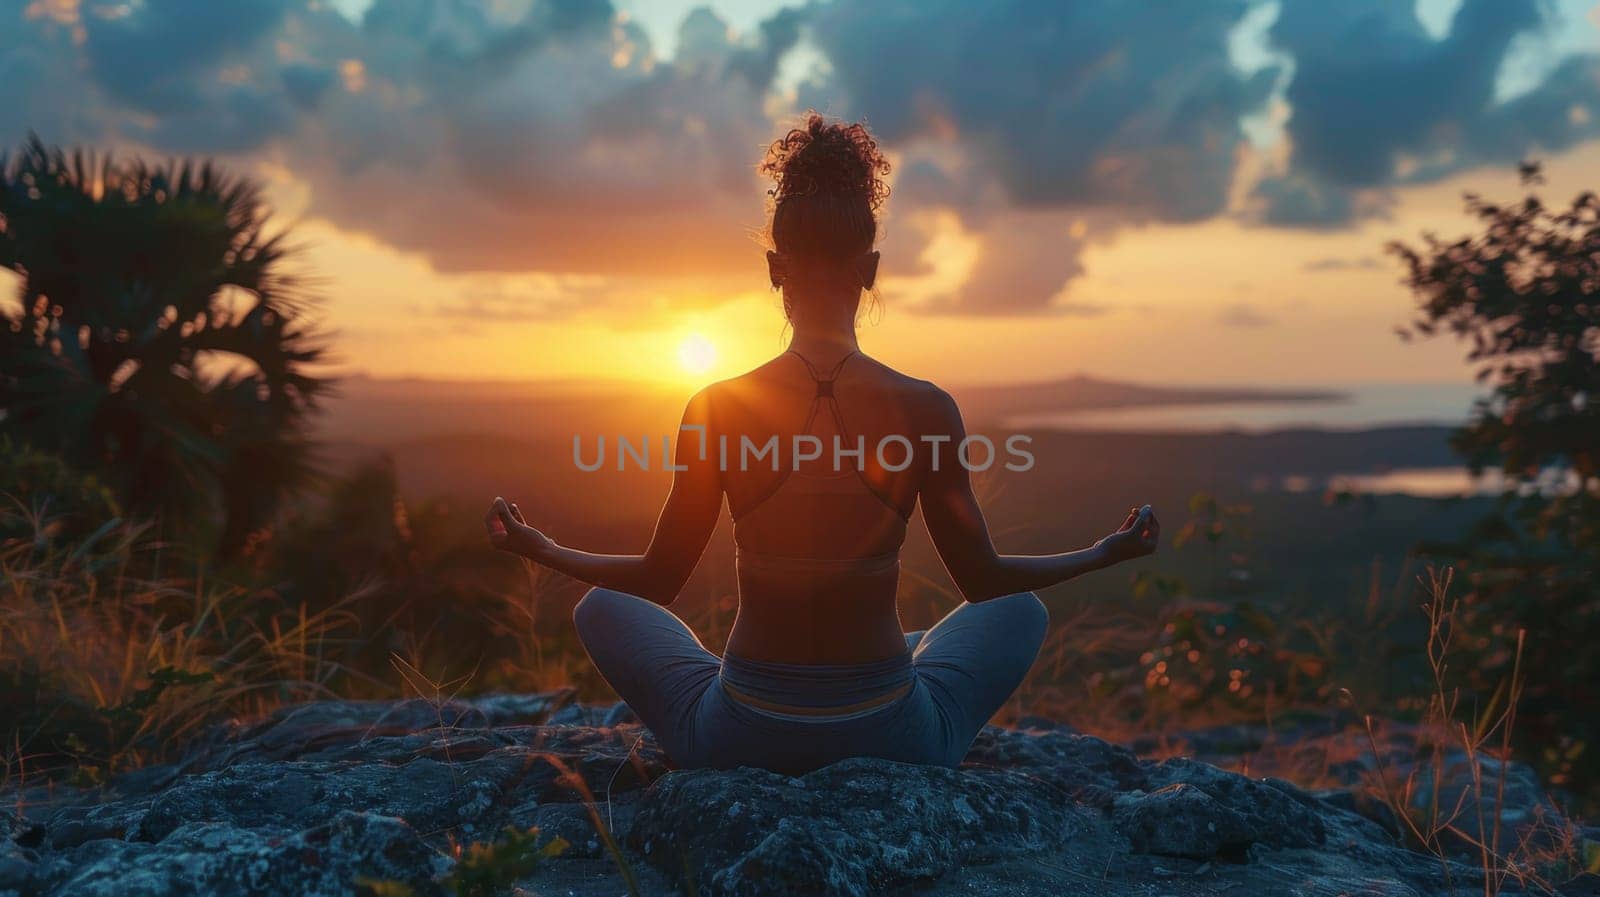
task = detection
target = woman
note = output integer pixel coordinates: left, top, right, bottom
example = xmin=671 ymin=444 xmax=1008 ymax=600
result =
xmin=486 ymin=113 xmax=1158 ymax=775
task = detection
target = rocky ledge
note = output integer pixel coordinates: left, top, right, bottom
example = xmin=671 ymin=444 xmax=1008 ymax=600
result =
xmin=2 ymin=693 xmax=1594 ymax=897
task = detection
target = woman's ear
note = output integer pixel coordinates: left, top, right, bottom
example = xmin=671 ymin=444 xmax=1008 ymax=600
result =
xmin=766 ymin=250 xmax=785 ymax=289
xmin=856 ymin=251 xmax=881 ymax=290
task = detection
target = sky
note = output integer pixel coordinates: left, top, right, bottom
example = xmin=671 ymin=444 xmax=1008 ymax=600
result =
xmin=4 ymin=0 xmax=1600 ymax=388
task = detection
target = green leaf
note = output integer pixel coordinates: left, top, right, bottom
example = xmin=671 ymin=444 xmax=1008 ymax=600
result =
xmin=355 ymin=879 xmax=417 ymax=897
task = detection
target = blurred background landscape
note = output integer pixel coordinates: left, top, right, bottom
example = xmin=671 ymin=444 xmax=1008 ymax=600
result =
xmin=1 ymin=0 xmax=1597 ymax=875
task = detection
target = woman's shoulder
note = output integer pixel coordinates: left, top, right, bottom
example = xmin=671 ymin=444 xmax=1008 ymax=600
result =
xmin=693 ymin=356 xmax=795 ymax=405
xmin=852 ymin=356 xmax=962 ymax=421
xmin=691 ymin=353 xmax=960 ymax=423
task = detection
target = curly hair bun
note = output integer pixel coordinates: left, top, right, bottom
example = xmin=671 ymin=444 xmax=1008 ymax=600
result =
xmin=760 ymin=112 xmax=891 ymax=210
xmin=760 ymin=112 xmax=890 ymax=266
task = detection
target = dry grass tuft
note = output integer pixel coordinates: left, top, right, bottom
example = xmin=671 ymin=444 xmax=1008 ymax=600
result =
xmin=0 ymin=501 xmax=355 ymax=785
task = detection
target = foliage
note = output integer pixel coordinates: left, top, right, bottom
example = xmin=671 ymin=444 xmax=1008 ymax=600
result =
xmin=1391 ymin=163 xmax=1600 ymax=796
xmin=1347 ymin=568 xmax=1576 ymax=896
xmin=0 ymin=136 xmax=329 ymax=557
xmin=0 ymin=496 xmax=353 ymax=782
xmin=448 ymin=827 xmax=569 ymax=897
xmin=258 ymin=457 xmax=587 ymax=695
xmin=1111 ymin=493 xmax=1336 ymax=717
xmin=357 ymin=827 xmax=568 ymax=897
xmin=0 ymin=435 xmax=120 ymax=546
xmin=0 ymin=441 xmax=589 ymax=793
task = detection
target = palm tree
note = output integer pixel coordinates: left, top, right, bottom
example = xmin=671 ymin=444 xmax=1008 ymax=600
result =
xmin=0 ymin=136 xmax=329 ymax=556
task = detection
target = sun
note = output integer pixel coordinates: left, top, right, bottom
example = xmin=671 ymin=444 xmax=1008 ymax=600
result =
xmin=676 ymin=333 xmax=717 ymax=377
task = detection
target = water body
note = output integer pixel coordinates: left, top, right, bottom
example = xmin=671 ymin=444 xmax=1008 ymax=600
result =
xmin=1009 ymin=383 xmax=1482 ymax=433
xmin=1014 ymin=383 xmax=1505 ymax=498
xmin=1275 ymin=467 xmax=1500 ymax=498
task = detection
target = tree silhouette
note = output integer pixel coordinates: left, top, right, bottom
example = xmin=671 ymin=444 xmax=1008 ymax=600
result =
xmin=1392 ymin=162 xmax=1599 ymax=794
xmin=0 ymin=136 xmax=329 ymax=556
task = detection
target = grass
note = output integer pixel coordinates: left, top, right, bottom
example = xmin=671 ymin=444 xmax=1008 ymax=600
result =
xmin=0 ymin=501 xmax=358 ymax=785
xmin=537 ymin=752 xmax=644 ymax=897
xmin=1 ymin=488 xmax=1590 ymax=895
xmin=1344 ymin=567 xmax=1584 ymax=896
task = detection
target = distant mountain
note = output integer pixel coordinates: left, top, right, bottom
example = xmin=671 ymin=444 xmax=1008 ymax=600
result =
xmin=949 ymin=375 xmax=1342 ymax=422
xmin=317 ymin=373 xmax=1345 ymax=444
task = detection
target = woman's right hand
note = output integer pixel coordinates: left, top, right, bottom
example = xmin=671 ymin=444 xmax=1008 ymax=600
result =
xmin=1094 ymin=505 xmax=1160 ymax=566
xmin=484 ymin=496 xmax=554 ymax=560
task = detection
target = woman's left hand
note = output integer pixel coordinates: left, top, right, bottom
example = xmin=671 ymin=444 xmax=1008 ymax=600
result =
xmin=484 ymin=496 xmax=554 ymax=560
xmin=1094 ymin=505 xmax=1160 ymax=565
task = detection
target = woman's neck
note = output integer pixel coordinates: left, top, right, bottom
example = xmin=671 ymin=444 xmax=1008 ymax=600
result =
xmin=786 ymin=321 xmax=859 ymax=361
xmin=785 ymin=288 xmax=861 ymax=360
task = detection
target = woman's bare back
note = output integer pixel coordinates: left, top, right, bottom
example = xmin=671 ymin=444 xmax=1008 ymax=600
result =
xmin=706 ymin=350 xmax=955 ymax=662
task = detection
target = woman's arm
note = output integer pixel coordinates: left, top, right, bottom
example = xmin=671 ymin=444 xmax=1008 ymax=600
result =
xmin=484 ymin=389 xmax=723 ymax=606
xmin=917 ymin=389 xmax=1158 ymax=603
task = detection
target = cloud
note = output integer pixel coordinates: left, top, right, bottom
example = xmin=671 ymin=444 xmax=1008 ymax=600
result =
xmin=803 ymin=0 xmax=1278 ymax=312
xmin=904 ymin=209 xmax=1118 ymax=317
xmin=1252 ymin=0 xmax=1600 ymax=226
xmin=807 ymin=1 xmax=1276 ymax=218
xmin=5 ymin=0 xmax=305 ymax=154
xmin=82 ymin=0 xmax=288 ymax=114
xmin=1216 ymin=302 xmax=1274 ymax=327
xmin=3 ymin=0 xmax=793 ymax=281
xmin=3 ymin=0 xmax=1598 ymax=319
xmin=286 ymin=0 xmax=795 ymax=278
xmin=1302 ymin=255 xmax=1383 ymax=272
xmin=438 ymin=275 xmax=617 ymax=323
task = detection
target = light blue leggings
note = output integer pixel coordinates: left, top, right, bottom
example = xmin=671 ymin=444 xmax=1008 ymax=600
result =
xmin=572 ymin=588 xmax=1048 ymax=774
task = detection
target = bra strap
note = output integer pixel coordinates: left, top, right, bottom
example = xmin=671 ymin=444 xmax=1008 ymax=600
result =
xmin=788 ymin=349 xmax=856 ymax=399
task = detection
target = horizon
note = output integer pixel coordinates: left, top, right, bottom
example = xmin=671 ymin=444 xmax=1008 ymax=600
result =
xmin=328 ymin=366 xmax=1474 ymax=391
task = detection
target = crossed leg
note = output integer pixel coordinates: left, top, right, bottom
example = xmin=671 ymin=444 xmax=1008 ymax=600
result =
xmin=574 ymin=587 xmax=1048 ymax=769
xmin=571 ymin=588 xmax=720 ymax=763
xmin=908 ymin=592 xmax=1049 ymax=765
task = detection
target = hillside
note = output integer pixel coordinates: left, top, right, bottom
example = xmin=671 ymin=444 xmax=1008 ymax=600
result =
xmin=316 ymin=373 xmax=1348 ymax=444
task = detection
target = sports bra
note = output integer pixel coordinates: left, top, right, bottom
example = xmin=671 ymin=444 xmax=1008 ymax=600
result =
xmin=728 ymin=350 xmax=911 ymax=569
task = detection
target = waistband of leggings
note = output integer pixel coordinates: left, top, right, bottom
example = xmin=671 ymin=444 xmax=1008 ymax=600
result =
xmin=735 ymin=548 xmax=900 ymax=577
xmin=718 ymin=651 xmax=912 ymax=721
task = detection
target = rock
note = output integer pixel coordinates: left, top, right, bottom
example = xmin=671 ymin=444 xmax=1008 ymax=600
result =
xmin=171 ymin=691 xmax=580 ymax=776
xmin=1 ymin=693 xmax=1587 ymax=897
xmin=628 ymin=757 xmax=1109 ymax=897
xmin=1316 ymin=786 xmax=1404 ymax=838
xmin=1411 ymin=751 xmax=1569 ymax=857
xmin=123 ymin=730 xmax=665 ymax=848
xmin=1141 ymin=757 xmax=1327 ymax=850
xmin=1113 ymin=783 xmax=1258 ymax=859
xmin=0 ymin=810 xmax=36 ymax=896
xmin=547 ymin=700 xmax=639 ymax=727
xmin=514 ymin=799 xmax=638 ymax=859
xmin=134 ymin=756 xmax=510 ymax=843
xmin=28 ymin=811 xmax=448 ymax=897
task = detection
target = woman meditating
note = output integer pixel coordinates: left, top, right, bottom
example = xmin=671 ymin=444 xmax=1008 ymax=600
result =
xmin=485 ymin=113 xmax=1159 ymax=775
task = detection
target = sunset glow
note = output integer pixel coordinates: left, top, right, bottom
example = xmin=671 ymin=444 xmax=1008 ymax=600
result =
xmin=677 ymin=333 xmax=718 ymax=378
xmin=8 ymin=0 xmax=1599 ymax=392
